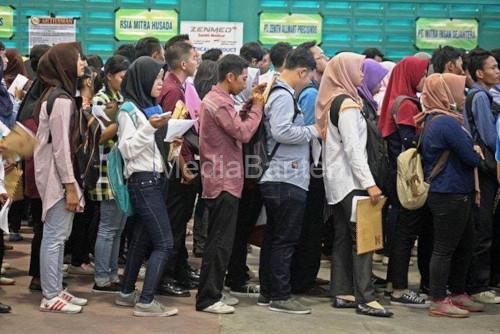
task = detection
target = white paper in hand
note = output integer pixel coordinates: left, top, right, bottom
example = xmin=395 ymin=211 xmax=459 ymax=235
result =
xmin=350 ymin=196 xmax=370 ymax=222
xmin=0 ymin=198 xmax=12 ymax=234
xmin=7 ymin=74 xmax=29 ymax=96
xmin=311 ymin=138 xmax=321 ymax=167
xmin=164 ymin=119 xmax=197 ymax=142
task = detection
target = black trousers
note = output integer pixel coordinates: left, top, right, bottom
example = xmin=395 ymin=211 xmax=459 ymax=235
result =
xmin=290 ymin=174 xmax=325 ymax=293
xmin=163 ymin=175 xmax=198 ymax=282
xmin=491 ymin=197 xmax=500 ymax=284
xmin=428 ymin=193 xmax=474 ymax=300
xmin=8 ymin=200 xmax=24 ymax=234
xmin=28 ymin=198 xmax=43 ymax=278
xmin=467 ymin=172 xmax=499 ymax=294
xmin=387 ymin=206 xmax=433 ymax=290
xmin=330 ymin=190 xmax=375 ymax=304
xmin=259 ymin=182 xmax=307 ymax=301
xmin=226 ymin=183 xmax=263 ymax=289
xmin=196 ymin=192 xmax=239 ymax=310
xmin=193 ymin=196 xmax=208 ymax=255
xmin=68 ymin=198 xmax=98 ymax=266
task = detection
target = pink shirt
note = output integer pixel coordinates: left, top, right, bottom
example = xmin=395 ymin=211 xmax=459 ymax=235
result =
xmin=34 ymin=97 xmax=84 ymax=220
xmin=199 ymin=86 xmax=262 ymax=199
xmin=185 ymin=78 xmax=201 ymax=132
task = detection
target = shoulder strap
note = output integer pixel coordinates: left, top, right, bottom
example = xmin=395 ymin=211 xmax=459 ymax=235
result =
xmin=464 ymin=90 xmax=481 ymax=138
xmin=391 ymin=95 xmax=420 ymax=123
xmin=428 ymin=150 xmax=450 ymax=182
xmin=46 ymin=87 xmax=73 ymax=144
xmin=329 ymin=94 xmax=351 ymax=128
xmin=266 ymin=85 xmax=301 ymax=160
xmin=119 ymin=101 xmax=138 ymax=128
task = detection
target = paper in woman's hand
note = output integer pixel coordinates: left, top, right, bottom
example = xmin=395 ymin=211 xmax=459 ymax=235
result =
xmin=164 ymin=119 xmax=197 ymax=142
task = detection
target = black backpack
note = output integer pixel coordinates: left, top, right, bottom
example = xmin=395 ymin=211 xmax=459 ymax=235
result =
xmin=330 ymin=94 xmax=389 ymax=189
xmin=464 ymin=90 xmax=498 ymax=178
xmin=46 ymin=87 xmax=101 ymax=190
xmin=244 ymin=85 xmax=301 ymax=180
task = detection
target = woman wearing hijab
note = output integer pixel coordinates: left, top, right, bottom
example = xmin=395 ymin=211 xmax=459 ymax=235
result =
xmin=420 ymin=73 xmax=482 ymax=317
xmin=4 ymin=48 xmax=28 ymax=88
xmin=113 ymin=56 xmax=177 ymax=317
xmin=377 ymin=57 xmax=432 ymax=307
xmin=0 ymin=53 xmax=17 ymax=128
xmin=34 ymin=42 xmax=87 ymax=314
xmin=358 ymin=58 xmax=389 ymax=119
xmin=374 ymin=61 xmax=396 ymax=116
xmin=318 ymin=52 xmax=393 ymax=318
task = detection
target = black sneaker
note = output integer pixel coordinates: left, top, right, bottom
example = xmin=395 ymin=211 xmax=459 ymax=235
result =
xmin=269 ymin=298 xmax=311 ymax=315
xmin=92 ymin=282 xmax=121 ymax=294
xmin=390 ymin=291 xmax=429 ymax=309
xmin=230 ymin=284 xmax=260 ymax=298
xmin=257 ymin=294 xmax=270 ymax=306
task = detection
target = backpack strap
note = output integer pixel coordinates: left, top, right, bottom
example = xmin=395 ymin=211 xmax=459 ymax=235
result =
xmin=464 ymin=90 xmax=481 ymax=140
xmin=391 ymin=95 xmax=420 ymax=123
xmin=119 ymin=101 xmax=138 ymax=128
xmin=329 ymin=94 xmax=351 ymax=128
xmin=422 ymin=114 xmax=450 ymax=183
xmin=266 ymin=85 xmax=301 ymax=160
xmin=46 ymin=87 xmax=73 ymax=143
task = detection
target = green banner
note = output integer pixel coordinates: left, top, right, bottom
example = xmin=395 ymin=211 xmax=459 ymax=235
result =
xmin=0 ymin=6 xmax=14 ymax=39
xmin=115 ymin=9 xmax=178 ymax=41
xmin=259 ymin=13 xmax=322 ymax=45
xmin=416 ymin=18 xmax=478 ymax=50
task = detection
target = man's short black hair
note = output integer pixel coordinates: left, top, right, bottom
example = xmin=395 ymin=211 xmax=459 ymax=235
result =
xmin=467 ymin=48 xmax=494 ymax=82
xmin=202 ymin=48 xmax=223 ymax=62
xmin=165 ymin=41 xmax=194 ymax=70
xmin=297 ymin=41 xmax=317 ymax=51
xmin=114 ymin=44 xmax=136 ymax=63
xmin=362 ymin=47 xmax=384 ymax=60
xmin=135 ymin=37 xmax=162 ymax=58
xmin=239 ymin=42 xmax=264 ymax=63
xmin=165 ymin=34 xmax=190 ymax=51
xmin=217 ymin=54 xmax=249 ymax=83
xmin=431 ymin=46 xmax=463 ymax=74
xmin=491 ymin=48 xmax=500 ymax=66
xmin=284 ymin=47 xmax=316 ymax=71
xmin=270 ymin=42 xmax=292 ymax=68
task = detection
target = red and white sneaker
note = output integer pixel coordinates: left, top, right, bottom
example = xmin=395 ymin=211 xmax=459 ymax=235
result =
xmin=40 ymin=296 xmax=82 ymax=314
xmin=60 ymin=290 xmax=88 ymax=306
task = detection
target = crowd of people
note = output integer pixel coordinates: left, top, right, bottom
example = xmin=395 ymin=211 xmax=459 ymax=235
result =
xmin=0 ymin=34 xmax=499 ymax=321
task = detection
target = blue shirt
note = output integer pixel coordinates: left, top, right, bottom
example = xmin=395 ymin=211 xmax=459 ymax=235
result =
xmin=260 ymin=80 xmax=319 ymax=191
xmin=422 ymin=114 xmax=480 ymax=194
xmin=298 ymin=86 xmax=318 ymax=126
xmin=463 ymin=83 xmax=497 ymax=152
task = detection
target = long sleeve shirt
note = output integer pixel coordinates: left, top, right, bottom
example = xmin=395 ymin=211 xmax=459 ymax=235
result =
xmin=298 ymin=86 xmax=318 ymax=126
xmin=34 ymin=97 xmax=85 ymax=220
xmin=260 ymin=80 xmax=319 ymax=191
xmin=464 ymin=83 xmax=497 ymax=152
xmin=199 ymin=85 xmax=262 ymax=199
xmin=422 ymin=115 xmax=479 ymax=194
xmin=323 ymin=100 xmax=376 ymax=205
xmin=117 ymin=102 xmax=164 ymax=179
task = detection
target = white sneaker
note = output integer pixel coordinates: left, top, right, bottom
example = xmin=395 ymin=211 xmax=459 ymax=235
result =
xmin=471 ymin=291 xmax=500 ymax=304
xmin=40 ymin=296 xmax=82 ymax=314
xmin=68 ymin=264 xmax=95 ymax=276
xmin=221 ymin=293 xmax=239 ymax=306
xmin=138 ymin=265 xmax=146 ymax=280
xmin=60 ymin=290 xmax=88 ymax=306
xmin=202 ymin=301 xmax=235 ymax=314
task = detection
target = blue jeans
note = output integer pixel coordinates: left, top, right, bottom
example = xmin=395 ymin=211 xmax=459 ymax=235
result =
xmin=40 ymin=199 xmax=74 ymax=299
xmin=94 ymin=199 xmax=127 ymax=286
xmin=121 ymin=172 xmax=173 ymax=304
xmin=259 ymin=182 xmax=307 ymax=301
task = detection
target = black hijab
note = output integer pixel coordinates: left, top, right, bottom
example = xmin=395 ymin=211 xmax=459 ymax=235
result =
xmin=121 ymin=56 xmax=163 ymax=110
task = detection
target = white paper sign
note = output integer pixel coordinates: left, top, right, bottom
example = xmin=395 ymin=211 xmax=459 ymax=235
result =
xmin=29 ymin=17 xmax=76 ymax=50
xmin=0 ymin=198 xmax=12 ymax=234
xmin=7 ymin=74 xmax=29 ymax=96
xmin=164 ymin=119 xmax=197 ymax=142
xmin=180 ymin=21 xmax=243 ymax=55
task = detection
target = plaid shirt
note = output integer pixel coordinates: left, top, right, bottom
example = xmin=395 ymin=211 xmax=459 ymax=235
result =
xmin=88 ymin=88 xmax=123 ymax=201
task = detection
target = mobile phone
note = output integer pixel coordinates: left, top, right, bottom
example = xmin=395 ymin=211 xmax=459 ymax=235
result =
xmin=159 ymin=112 xmax=172 ymax=118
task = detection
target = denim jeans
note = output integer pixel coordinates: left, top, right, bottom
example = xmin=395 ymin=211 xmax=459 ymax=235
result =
xmin=40 ymin=199 xmax=74 ymax=299
xmin=94 ymin=199 xmax=127 ymax=286
xmin=121 ymin=172 xmax=173 ymax=304
xmin=428 ymin=193 xmax=473 ymax=300
xmin=259 ymin=182 xmax=307 ymax=301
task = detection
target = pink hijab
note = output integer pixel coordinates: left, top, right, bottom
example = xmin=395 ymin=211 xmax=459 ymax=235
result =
xmin=316 ymin=52 xmax=365 ymax=139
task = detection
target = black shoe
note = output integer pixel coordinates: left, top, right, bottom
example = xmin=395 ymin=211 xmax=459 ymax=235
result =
xmin=299 ymin=286 xmax=331 ymax=298
xmin=157 ymin=281 xmax=191 ymax=297
xmin=0 ymin=302 xmax=11 ymax=313
xmin=29 ymin=279 xmax=42 ymax=291
xmin=332 ymin=297 xmax=357 ymax=309
xmin=356 ymin=303 xmax=393 ymax=318
xmin=178 ymin=278 xmax=198 ymax=290
xmin=187 ymin=265 xmax=200 ymax=280
xmin=92 ymin=283 xmax=121 ymax=294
